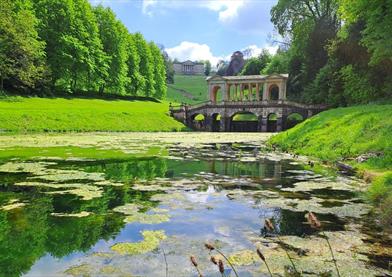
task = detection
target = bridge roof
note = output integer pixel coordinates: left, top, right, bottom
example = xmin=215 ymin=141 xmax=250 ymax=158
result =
xmin=206 ymin=73 xmax=289 ymax=82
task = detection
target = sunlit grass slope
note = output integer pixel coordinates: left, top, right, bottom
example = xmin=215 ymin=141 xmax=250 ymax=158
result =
xmin=269 ymin=104 xmax=392 ymax=170
xmin=0 ymin=97 xmax=185 ymax=132
xmin=167 ymin=75 xmax=208 ymax=104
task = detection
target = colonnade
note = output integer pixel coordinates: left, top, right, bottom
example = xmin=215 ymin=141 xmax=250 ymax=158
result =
xmin=207 ymin=74 xmax=288 ymax=103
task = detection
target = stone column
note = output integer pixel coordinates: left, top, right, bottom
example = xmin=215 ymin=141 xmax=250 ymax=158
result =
xmin=276 ymin=117 xmax=283 ymax=132
xmin=234 ymin=84 xmax=238 ymax=101
xmin=204 ymin=115 xmax=213 ymax=132
xmin=248 ymin=83 xmax=253 ymax=101
xmin=226 ymin=84 xmax=231 ymax=101
xmin=261 ymin=116 xmax=268 ymax=132
xmin=240 ymin=84 xmax=244 ymax=101
xmin=262 ymin=83 xmax=268 ymax=101
xmin=220 ymin=116 xmax=231 ymax=132
xmin=257 ymin=115 xmax=263 ymax=131
xmin=256 ymin=83 xmax=260 ymax=101
xmin=278 ymin=82 xmax=284 ymax=100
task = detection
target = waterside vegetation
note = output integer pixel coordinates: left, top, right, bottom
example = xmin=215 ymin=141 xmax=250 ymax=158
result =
xmin=270 ymin=104 xmax=392 ymax=227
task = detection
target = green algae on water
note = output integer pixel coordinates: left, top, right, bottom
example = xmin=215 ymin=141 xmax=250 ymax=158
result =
xmin=110 ymin=230 xmax=167 ymax=255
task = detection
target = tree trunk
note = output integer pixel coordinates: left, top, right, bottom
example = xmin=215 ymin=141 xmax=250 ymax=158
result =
xmin=0 ymin=75 xmax=3 ymax=91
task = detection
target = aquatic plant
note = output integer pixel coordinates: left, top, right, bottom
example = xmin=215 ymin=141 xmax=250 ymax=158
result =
xmin=264 ymin=218 xmax=300 ymax=275
xmin=190 ymin=255 xmax=204 ymax=277
xmin=204 ymin=242 xmax=239 ymax=277
xmin=256 ymin=248 xmax=273 ymax=277
xmin=111 ymin=230 xmax=167 ymax=255
xmin=307 ymin=212 xmax=341 ymax=277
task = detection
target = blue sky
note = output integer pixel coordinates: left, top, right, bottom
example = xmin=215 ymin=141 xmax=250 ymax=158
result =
xmin=90 ymin=0 xmax=278 ymax=66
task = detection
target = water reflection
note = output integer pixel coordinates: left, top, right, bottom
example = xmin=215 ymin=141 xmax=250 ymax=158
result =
xmin=0 ymin=144 xmax=375 ymax=276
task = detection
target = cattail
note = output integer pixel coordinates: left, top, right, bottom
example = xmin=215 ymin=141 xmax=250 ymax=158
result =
xmin=210 ymin=256 xmax=218 ymax=265
xmin=205 ymin=243 xmax=215 ymax=251
xmin=218 ymin=259 xmax=225 ymax=273
xmin=265 ymin=218 xmax=275 ymax=232
xmin=190 ymin=256 xmax=198 ymax=267
xmin=256 ymin=248 xmax=266 ymax=262
xmin=307 ymin=212 xmax=321 ymax=228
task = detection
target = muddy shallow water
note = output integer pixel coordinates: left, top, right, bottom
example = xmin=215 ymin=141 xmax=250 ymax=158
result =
xmin=0 ymin=133 xmax=390 ymax=277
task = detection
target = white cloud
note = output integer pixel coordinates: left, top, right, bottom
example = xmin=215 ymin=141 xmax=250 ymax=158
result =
xmin=142 ymin=0 xmax=157 ymax=16
xmin=166 ymin=41 xmax=224 ymax=67
xmin=166 ymin=41 xmax=279 ymax=68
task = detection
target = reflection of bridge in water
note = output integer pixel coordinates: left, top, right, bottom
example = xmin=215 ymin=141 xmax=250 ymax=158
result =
xmin=170 ymin=74 xmax=327 ymax=132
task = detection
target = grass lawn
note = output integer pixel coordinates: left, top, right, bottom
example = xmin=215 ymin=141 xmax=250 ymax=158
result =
xmin=269 ymin=104 xmax=392 ymax=225
xmin=0 ymin=97 xmax=185 ymax=132
xmin=167 ymin=75 xmax=208 ymax=104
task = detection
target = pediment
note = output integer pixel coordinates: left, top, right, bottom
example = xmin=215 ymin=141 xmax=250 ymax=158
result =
xmin=206 ymin=75 xmax=226 ymax=82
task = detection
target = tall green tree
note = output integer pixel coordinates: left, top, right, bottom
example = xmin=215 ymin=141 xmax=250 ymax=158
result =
xmin=204 ymin=60 xmax=211 ymax=76
xmin=33 ymin=0 xmax=108 ymax=92
xmin=93 ymin=5 xmax=128 ymax=94
xmin=240 ymin=50 xmax=271 ymax=75
xmin=271 ymin=0 xmax=340 ymax=102
xmin=124 ymin=34 xmax=141 ymax=95
xmin=134 ymin=33 xmax=155 ymax=97
xmin=149 ymin=42 xmax=167 ymax=99
xmin=0 ymin=0 xmax=45 ymax=91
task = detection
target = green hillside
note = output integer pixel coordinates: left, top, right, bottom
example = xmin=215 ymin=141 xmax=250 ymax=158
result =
xmin=269 ymin=104 xmax=392 ymax=224
xmin=167 ymin=75 xmax=208 ymax=104
xmin=0 ymin=97 xmax=185 ymax=132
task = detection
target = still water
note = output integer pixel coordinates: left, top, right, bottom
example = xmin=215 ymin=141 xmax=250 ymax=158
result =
xmin=0 ymin=133 xmax=390 ymax=276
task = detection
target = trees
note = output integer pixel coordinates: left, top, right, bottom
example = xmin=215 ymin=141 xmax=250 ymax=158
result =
xmin=149 ymin=42 xmax=167 ymax=99
xmin=204 ymin=60 xmax=211 ymax=76
xmin=93 ymin=5 xmax=128 ymax=94
xmin=1 ymin=0 xmax=167 ymax=99
xmin=0 ymin=0 xmax=45 ymax=91
xmin=134 ymin=33 xmax=155 ymax=97
xmin=240 ymin=50 xmax=271 ymax=76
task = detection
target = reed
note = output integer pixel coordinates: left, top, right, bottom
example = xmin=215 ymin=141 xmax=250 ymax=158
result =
xmin=256 ymin=248 xmax=273 ymax=277
xmin=264 ymin=218 xmax=299 ymax=274
xmin=190 ymin=255 xmax=204 ymax=277
xmin=306 ymin=212 xmax=341 ymax=277
xmin=204 ymin=242 xmax=239 ymax=277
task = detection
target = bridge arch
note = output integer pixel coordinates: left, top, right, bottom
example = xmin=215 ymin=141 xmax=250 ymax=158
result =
xmin=268 ymin=84 xmax=279 ymax=101
xmin=230 ymin=111 xmax=258 ymax=132
xmin=210 ymin=85 xmax=222 ymax=103
xmin=286 ymin=112 xmax=305 ymax=129
xmin=211 ymin=113 xmax=221 ymax=132
xmin=190 ymin=113 xmax=206 ymax=130
xmin=267 ymin=113 xmax=278 ymax=132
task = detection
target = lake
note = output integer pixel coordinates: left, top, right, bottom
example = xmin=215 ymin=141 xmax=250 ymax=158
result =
xmin=0 ymin=133 xmax=390 ymax=276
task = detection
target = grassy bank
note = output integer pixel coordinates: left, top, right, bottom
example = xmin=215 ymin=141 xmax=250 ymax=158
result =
xmin=0 ymin=97 xmax=185 ymax=132
xmin=167 ymin=75 xmax=208 ymax=104
xmin=269 ymin=104 xmax=392 ymax=225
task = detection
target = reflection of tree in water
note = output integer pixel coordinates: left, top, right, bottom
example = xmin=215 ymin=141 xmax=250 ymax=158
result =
xmin=0 ymin=178 xmax=162 ymax=276
xmin=84 ymin=157 xmax=168 ymax=182
xmin=0 ymin=196 xmax=52 ymax=277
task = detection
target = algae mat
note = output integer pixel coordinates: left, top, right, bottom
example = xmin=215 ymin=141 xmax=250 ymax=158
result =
xmin=0 ymin=133 xmax=389 ymax=276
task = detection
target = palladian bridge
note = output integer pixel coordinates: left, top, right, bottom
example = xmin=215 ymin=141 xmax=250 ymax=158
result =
xmin=170 ymin=74 xmax=327 ymax=132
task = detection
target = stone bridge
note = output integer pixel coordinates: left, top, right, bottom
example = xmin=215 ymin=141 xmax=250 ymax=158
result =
xmin=170 ymin=74 xmax=327 ymax=132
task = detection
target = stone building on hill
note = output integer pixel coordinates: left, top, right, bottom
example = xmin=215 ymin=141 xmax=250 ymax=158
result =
xmin=173 ymin=60 xmax=204 ymax=75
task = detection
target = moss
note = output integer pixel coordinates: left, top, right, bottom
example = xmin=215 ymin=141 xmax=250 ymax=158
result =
xmin=124 ymin=213 xmax=170 ymax=224
xmin=64 ymin=263 xmax=92 ymax=277
xmin=113 ymin=203 xmax=170 ymax=224
xmin=110 ymin=230 xmax=167 ymax=255
xmin=227 ymin=250 xmax=259 ymax=266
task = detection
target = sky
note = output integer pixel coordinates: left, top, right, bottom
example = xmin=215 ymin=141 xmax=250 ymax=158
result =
xmin=89 ymin=0 xmax=279 ymax=66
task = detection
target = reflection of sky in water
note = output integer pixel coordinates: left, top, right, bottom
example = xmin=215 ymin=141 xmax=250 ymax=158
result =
xmin=0 ymin=143 xmax=376 ymax=276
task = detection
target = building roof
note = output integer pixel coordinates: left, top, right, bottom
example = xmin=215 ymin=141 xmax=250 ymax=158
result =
xmin=173 ymin=60 xmax=204 ymax=65
xmin=206 ymin=73 xmax=289 ymax=82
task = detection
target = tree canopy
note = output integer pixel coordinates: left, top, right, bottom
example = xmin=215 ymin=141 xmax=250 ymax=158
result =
xmin=266 ymin=0 xmax=392 ymax=106
xmin=1 ymin=0 xmax=167 ymax=99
